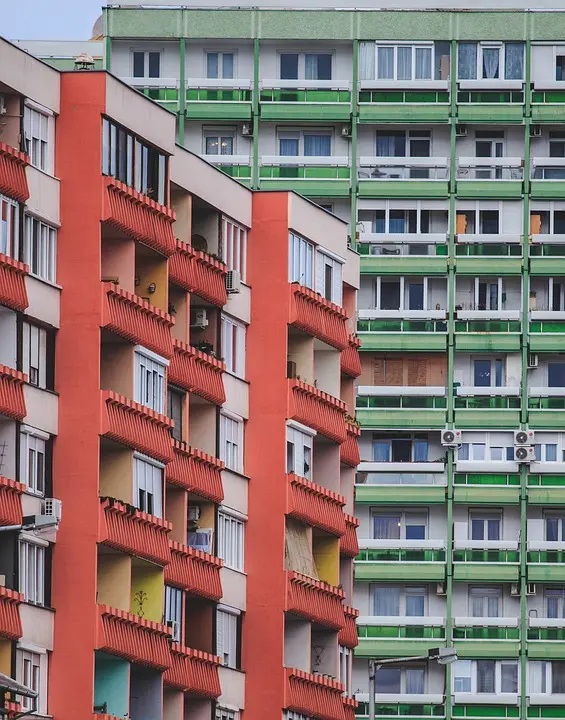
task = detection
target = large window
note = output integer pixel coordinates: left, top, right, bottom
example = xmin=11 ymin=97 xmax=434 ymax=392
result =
xmin=469 ymin=586 xmax=501 ymax=617
xmin=220 ymin=412 xmax=244 ymax=473
xmin=221 ymin=315 xmax=245 ymax=378
xmin=164 ymin=585 xmax=182 ymax=641
xmin=372 ymin=585 xmax=427 ymax=617
xmin=376 ymin=44 xmax=434 ymax=81
xmin=216 ymin=606 xmax=240 ymax=668
xmin=374 ymin=277 xmax=433 ymax=312
xmin=339 ymin=646 xmax=352 ymax=697
xmin=102 ymin=117 xmax=168 ymax=204
xmin=207 ymin=52 xmax=235 ymax=79
xmin=473 ymin=358 xmax=504 ymax=388
xmin=279 ymin=130 xmax=332 ymax=157
xmin=133 ymin=454 xmax=164 ymax=517
xmin=534 ymin=443 xmax=558 ymax=462
xmin=217 ymin=510 xmax=245 ymax=571
xmin=373 ymin=511 xmax=427 ymax=540
xmin=19 ymin=539 xmax=46 ymax=606
xmin=545 ymin=513 xmax=565 ymax=542
xmin=457 ymin=42 xmax=524 ymax=80
xmin=288 ymin=232 xmax=314 ymax=289
xmin=372 ymin=434 xmax=428 ymax=462
xmin=17 ymin=650 xmax=42 ymax=712
xmin=469 ymin=513 xmax=501 ymax=541
xmin=458 ymin=442 xmax=514 ymax=462
xmin=24 ymin=105 xmax=50 ymax=172
xmin=23 ymin=216 xmax=57 ymax=283
xmin=20 ymin=321 xmax=54 ymax=390
xmin=543 ymin=661 xmax=565 ymax=694
xmin=132 ymin=50 xmax=161 ymax=78
xmin=454 ymin=660 xmax=518 ymax=694
xmin=375 ymin=665 xmax=425 ymax=694
xmin=546 ymin=588 xmax=565 ymax=619
xmin=221 ymin=216 xmax=247 ymax=280
xmin=286 ymin=424 xmax=313 ymax=479
xmin=372 ymin=208 xmax=434 ymax=235
xmin=376 ymin=130 xmax=431 ymax=160
xmin=203 ymin=128 xmax=235 ymax=156
xmin=0 ymin=195 xmax=19 ymax=258
xmin=134 ymin=348 xmax=167 ymax=414
xmin=280 ymin=52 xmax=332 ymax=80
xmin=19 ymin=427 xmax=48 ymax=496
xmin=316 ymin=249 xmax=343 ymax=305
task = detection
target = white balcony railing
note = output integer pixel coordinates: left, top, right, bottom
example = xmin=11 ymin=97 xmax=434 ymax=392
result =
xmin=358 ymin=385 xmax=446 ymax=397
xmin=455 ymin=309 xmax=521 ymax=321
xmin=457 ymin=157 xmax=524 ymax=181
xmin=454 ymin=692 xmax=519 ymax=705
xmin=357 ymin=467 xmax=448 ymax=486
xmin=358 ymin=615 xmax=446 ymax=627
xmin=529 ymin=386 xmax=565 ymax=396
xmin=456 ymin=233 xmax=522 ymax=244
xmin=455 ymin=385 xmax=521 ymax=397
xmin=529 ymin=617 xmax=565 ymax=629
xmin=529 ymin=694 xmax=565 ymax=706
xmin=121 ymin=76 xmax=179 ymax=89
xmin=260 ymin=155 xmax=349 ymax=167
xmin=454 ymin=616 xmax=519 ymax=628
xmin=532 ymin=234 xmax=565 ymax=244
xmin=359 ymin=539 xmax=447 ymax=551
xmin=456 ymin=460 xmax=519 ymax=473
xmin=453 ymin=539 xmax=519 ymax=552
xmin=200 ymin=154 xmax=251 ymax=166
xmin=532 ymin=157 xmax=565 ymax=180
xmin=261 ymin=79 xmax=351 ymax=90
xmin=358 ymin=308 xmax=448 ymax=320
xmin=187 ymin=77 xmax=252 ymax=89
xmin=359 ymin=79 xmax=449 ymax=91
xmin=356 ymin=693 xmax=445 ymax=705
xmin=530 ymin=310 xmax=565 ymax=321
xmin=358 ymin=462 xmax=446 ymax=474
xmin=358 ymin=156 xmax=449 ymax=180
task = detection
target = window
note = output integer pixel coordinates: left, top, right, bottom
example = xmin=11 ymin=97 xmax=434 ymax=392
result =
xmin=473 ymin=358 xmax=504 ymax=388
xmin=339 ymin=646 xmax=352 ymax=696
xmin=469 ymin=586 xmax=501 ymax=617
xmin=470 ymin=513 xmax=501 ymax=541
xmin=535 ymin=443 xmax=558 ymax=462
xmin=220 ymin=413 xmax=244 ymax=473
xmin=288 ymin=232 xmax=314 ymax=289
xmin=279 ymin=130 xmax=332 ymax=157
xmin=134 ymin=348 xmax=167 ymax=414
xmin=216 ymin=708 xmax=239 ymax=720
xmin=132 ymin=50 xmax=161 ymax=78
xmin=372 ymin=585 xmax=427 ymax=617
xmin=21 ymin=321 xmax=54 ymax=390
xmin=545 ymin=513 xmax=565 ymax=541
xmin=547 ymin=661 xmax=565 ymax=694
xmin=374 ymin=277 xmax=433 ymax=312
xmin=286 ymin=424 xmax=313 ymax=479
xmin=557 ymin=56 xmax=565 ymax=81
xmin=216 ymin=607 xmax=240 ymax=668
xmin=19 ymin=540 xmax=45 ymax=606
xmin=134 ymin=454 xmax=164 ymax=517
xmin=375 ymin=665 xmax=425 ymax=694
xmin=221 ymin=316 xmax=246 ymax=378
xmin=167 ymin=385 xmax=183 ymax=442
xmin=102 ymin=117 xmax=167 ymax=204
xmin=454 ymin=660 xmax=518 ymax=694
xmin=279 ymin=52 xmax=332 ymax=81
xmin=207 ymin=52 xmax=234 ymax=79
xmin=222 ymin=216 xmax=247 ymax=281
xmin=371 ymin=208 xmax=434 ymax=235
xmin=376 ymin=130 xmax=430 ymax=162
xmin=23 ymin=216 xmax=56 ymax=283
xmin=372 ymin=435 xmax=429 ymax=463
xmin=549 ymin=363 xmax=565 ymax=388
xmin=546 ymin=588 xmax=565 ymax=619
xmin=0 ymin=194 xmax=19 ymax=258
xmin=19 ymin=428 xmax=48 ymax=495
xmin=457 ymin=42 xmax=524 ymax=81
xmin=316 ymin=249 xmax=343 ymax=305
xmin=458 ymin=442 xmax=486 ymax=462
xmin=164 ymin=585 xmax=182 ymax=641
xmin=24 ymin=106 xmax=50 ymax=171
xmin=373 ymin=511 xmax=427 ymax=540
xmin=376 ymin=44 xmax=433 ymax=81
xmin=17 ymin=650 xmax=41 ymax=712
xmin=217 ymin=510 xmax=245 ymax=571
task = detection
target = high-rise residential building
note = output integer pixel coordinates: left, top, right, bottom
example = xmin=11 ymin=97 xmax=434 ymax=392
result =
xmin=0 ymin=37 xmax=360 ymax=720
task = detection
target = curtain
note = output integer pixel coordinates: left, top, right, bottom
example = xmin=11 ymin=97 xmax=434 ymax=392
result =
xmin=377 ymin=46 xmax=394 ymax=79
xmin=222 ymin=53 xmax=234 ymax=79
xmin=505 ymin=43 xmax=524 ymax=80
xmin=406 ymin=594 xmax=425 ymax=616
xmin=374 ymin=211 xmax=386 ymax=233
xmin=406 ymin=669 xmax=425 ymax=694
xmin=458 ymin=42 xmax=477 ymax=80
xmin=389 ymin=211 xmax=405 ymax=233
xmin=373 ymin=586 xmax=400 ymax=616
xmin=373 ymin=514 xmax=401 ymax=539
xmin=487 ymin=519 xmax=500 ymax=541
xmin=305 ymin=54 xmax=317 ymax=80
xmin=547 ymin=444 xmax=558 ymax=462
xmin=397 ymin=46 xmax=412 ymax=81
xmin=547 ymin=517 xmax=560 ymax=541
xmin=483 ymin=48 xmax=500 ymax=79
xmin=553 ymin=662 xmax=565 ymax=694
xmin=376 ymin=134 xmax=397 ymax=157
xmin=280 ymin=138 xmax=299 ymax=156
xmin=501 ymin=664 xmax=518 ymax=693
xmin=359 ymin=41 xmax=376 ymax=80
xmin=415 ymin=47 xmax=432 ymax=80
xmin=477 ymin=661 xmax=496 ymax=693
xmin=304 ymin=135 xmax=331 ymax=156
xmin=373 ymin=441 xmax=390 ymax=462
xmin=207 ymin=53 xmax=219 ymax=79
xmin=413 ymin=440 xmax=428 ymax=462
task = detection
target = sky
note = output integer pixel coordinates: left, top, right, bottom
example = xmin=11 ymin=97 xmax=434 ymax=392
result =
xmin=3 ymin=0 xmax=103 ymax=41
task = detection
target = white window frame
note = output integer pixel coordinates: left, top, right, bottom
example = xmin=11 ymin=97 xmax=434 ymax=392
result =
xmin=468 ymin=585 xmax=502 ymax=617
xmin=217 ymin=509 xmax=245 ymax=572
xmin=19 ymin=426 xmax=48 ymax=496
xmin=375 ymin=42 xmax=435 ymax=82
xmin=540 ymin=660 xmax=565 ymax=694
xmin=458 ymin=42 xmax=524 ymax=82
xmin=0 ymin=194 xmax=19 ymax=259
xmin=278 ymin=129 xmax=333 ymax=158
xmin=216 ymin=708 xmax=239 ymax=720
xmin=371 ymin=584 xmax=428 ymax=617
xmin=535 ymin=442 xmax=558 ymax=463
xmin=205 ymin=50 xmax=237 ymax=79
xmin=221 ymin=216 xmax=248 ymax=281
xmin=286 ymin=421 xmax=315 ymax=480
xmin=216 ymin=605 xmax=240 ymax=668
xmin=374 ymin=276 xmax=431 ymax=312
xmin=134 ymin=346 xmax=168 ymax=414
xmin=164 ymin=585 xmax=183 ymax=642
xmin=23 ymin=104 xmax=52 ymax=173
xmin=23 ymin=215 xmax=57 ymax=283
xmin=469 ymin=511 xmax=502 ymax=541
xmin=133 ymin=452 xmax=164 ymax=518
xmin=221 ymin=315 xmax=246 ymax=378
xmin=339 ymin=645 xmax=353 ymax=697
xmin=544 ymin=511 xmax=565 ymax=541
xmin=21 ymin=321 xmax=48 ymax=389
xmin=315 ymin=248 xmax=344 ymax=306
xmin=203 ymin=126 xmax=236 ymax=156
xmin=130 ymin=48 xmax=162 ymax=78
xmin=288 ymin=232 xmax=314 ymax=289
xmin=278 ymin=51 xmax=335 ymax=81
xmin=220 ymin=411 xmax=244 ymax=473
xmin=454 ymin=659 xmax=519 ymax=694
xmin=17 ymin=647 xmax=46 ymax=714
xmin=371 ymin=510 xmax=428 ymax=540
xmin=19 ymin=536 xmax=47 ymax=606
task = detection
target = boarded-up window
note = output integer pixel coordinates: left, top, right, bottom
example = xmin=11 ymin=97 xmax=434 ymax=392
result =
xmin=285 ymin=518 xmax=319 ymax=579
xmin=456 ymin=213 xmax=467 ymax=235
xmin=370 ymin=355 xmax=447 ymax=386
xmin=530 ymin=214 xmax=541 ymax=235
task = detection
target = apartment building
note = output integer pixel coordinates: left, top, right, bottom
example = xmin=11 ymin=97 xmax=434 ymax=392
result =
xmin=0 ymin=36 xmax=360 ymax=720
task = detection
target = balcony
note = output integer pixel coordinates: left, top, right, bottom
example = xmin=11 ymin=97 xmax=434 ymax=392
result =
xmin=287 ymin=379 xmax=348 ymax=444
xmin=356 ymin=615 xmax=446 ymax=658
xmin=286 ymin=570 xmax=346 ymax=630
xmin=166 ymin=441 xmax=224 ymax=503
xmin=358 ymin=85 xmax=450 ymax=123
xmin=528 ymin=474 xmax=565 ymax=505
xmin=199 ymin=155 xmax=252 ymax=181
xmin=456 ymin=87 xmax=525 ymax=123
xmin=455 ymin=241 xmax=523 ymax=275
xmin=456 ymin=158 xmax=523 ymax=199
xmin=0 ymin=587 xmax=23 ymax=640
xmin=286 ymin=473 xmax=347 ymax=537
xmin=529 ymin=244 xmax=565 ymax=276
xmin=452 ymin=539 xmax=519 ymax=581
xmin=0 ymin=142 xmax=29 ymax=202
xmin=165 ymin=541 xmax=223 ymax=602
xmin=169 ymin=240 xmax=227 ymax=307
xmin=186 ymin=79 xmax=252 ymax=120
xmin=284 ymin=668 xmax=346 ymax=720
xmin=98 ymin=497 xmax=172 ymax=566
xmin=357 ymin=314 xmax=448 ymax=353
xmin=341 ymin=336 xmax=362 ymax=378
xmin=122 ymin=76 xmax=180 ymax=112
xmin=355 ymin=695 xmax=445 ymax=720
xmin=343 ymin=696 xmax=358 ymax=720
xmin=454 ymin=387 xmax=521 ymax=429
xmin=260 ymin=80 xmax=351 ymax=121
xmin=0 ymin=255 xmax=28 ymax=312
xmin=96 ymin=605 xmax=171 ymax=670
xmin=357 ymin=157 xmax=449 ymax=199
xmin=164 ymin=644 xmax=221 ymax=697
xmin=453 ymin=617 xmax=520 ymax=658
xmin=528 ymin=521 xmax=565 ymax=581
xmin=528 ymin=390 xmax=565 ymax=429
xmin=356 ymin=386 xmax=447 ymax=430
xmin=530 ymin=319 xmax=565 ymax=352
xmin=355 ymin=464 xmax=447 ymax=505
xmin=0 ymin=365 xmax=26 ymax=421
xmin=454 ymin=319 xmax=521 ymax=352
xmin=100 ymin=283 xmax=174 ymax=359
xmin=289 ymin=283 xmax=349 ymax=351
xmin=531 ymin=159 xmax=565 ymax=199
xmin=341 ymin=514 xmax=359 ymax=558
xmin=531 ymin=87 xmax=565 ymax=122
xmin=100 ymin=390 xmax=174 ymax=464
xmin=168 ymin=340 xmax=225 ymax=406
xmin=339 ymin=605 xmax=359 ymax=649
xmin=355 ymin=539 xmax=447 ymax=582
xmin=259 ymin=156 xmax=350 ymax=197
xmin=528 ymin=617 xmax=565 ymax=659
xmin=454 ymin=472 xmax=520 ymax=505
xmin=102 ymin=177 xmax=176 ymax=257
xmin=340 ymin=421 xmax=360 ymax=467
xmin=0 ymin=476 xmax=24 ymax=527
xmin=359 ymin=238 xmax=449 ymax=275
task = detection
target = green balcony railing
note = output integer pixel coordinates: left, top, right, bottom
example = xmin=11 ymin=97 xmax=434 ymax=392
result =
xmin=456 ymin=244 xmax=523 ymax=257
xmin=530 ymin=321 xmax=565 ymax=333
xmin=455 ymin=473 xmax=521 ymax=486
xmin=453 ymin=626 xmax=520 ymax=641
xmin=529 ymin=397 xmax=565 ymax=410
xmin=455 ymin=396 xmax=520 ymax=410
xmin=355 ymin=702 xmax=445 ymax=718
xmin=358 ymin=318 xmax=448 ymax=333
xmin=217 ymin=165 xmax=252 ymax=179
xmin=532 ymin=90 xmax=565 ymax=104
xmin=357 ymin=548 xmax=446 ymax=563
xmin=528 ymin=707 xmax=565 ymax=719
xmin=186 ymin=88 xmax=252 ymax=102
xmin=140 ymin=87 xmax=179 ymax=102
xmin=359 ymin=243 xmax=449 ymax=256
xmin=454 ymin=706 xmax=519 ymax=719
xmin=528 ymin=627 xmax=565 ymax=641
xmin=356 ymin=396 xmax=447 ymax=410
xmin=457 ymin=91 xmax=524 ymax=104
xmin=530 ymin=244 xmax=565 ymax=257
xmin=358 ymin=625 xmax=445 ymax=640
xmin=359 ymin=90 xmax=449 ymax=104
xmin=453 ymin=550 xmax=519 ymax=563
xmin=528 ymin=550 xmax=565 ymax=564
xmin=260 ymin=88 xmax=350 ymax=103
xmin=528 ymin=475 xmax=565 ymax=487
xmin=455 ymin=320 xmax=521 ymax=333
xmin=259 ymin=166 xmax=350 ymax=179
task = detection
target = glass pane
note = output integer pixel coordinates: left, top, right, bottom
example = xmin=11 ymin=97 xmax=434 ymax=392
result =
xmin=133 ymin=51 xmax=145 ymax=77
xmin=397 ymin=46 xmax=412 ymax=81
xmin=222 ymin=53 xmax=234 ymax=79
xmin=148 ymin=52 xmax=160 ymax=78
xmin=280 ymin=53 xmax=299 ymax=80
xmin=377 ymin=47 xmax=394 ymax=80
xmin=482 ymin=48 xmax=500 ymax=79
xmin=375 ymin=667 xmax=401 ymax=693
xmin=415 ymin=47 xmax=432 ymax=79
xmin=207 ymin=53 xmax=219 ymax=79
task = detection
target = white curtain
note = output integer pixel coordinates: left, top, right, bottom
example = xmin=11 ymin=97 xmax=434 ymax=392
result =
xmin=305 ymin=54 xmax=317 ymax=80
xmin=359 ymin=41 xmax=376 ymax=80
xmin=505 ymin=43 xmax=524 ymax=80
xmin=373 ymin=514 xmax=401 ymax=539
xmin=373 ymin=586 xmax=400 ymax=616
xmin=377 ymin=46 xmax=394 ymax=79
xmin=406 ymin=669 xmax=425 ymax=694
xmin=415 ymin=47 xmax=432 ymax=80
xmin=304 ymin=134 xmax=331 ymax=156
xmin=458 ymin=42 xmax=477 ymax=80
xmin=482 ymin=47 xmax=500 ymax=79
xmin=397 ymin=46 xmax=412 ymax=80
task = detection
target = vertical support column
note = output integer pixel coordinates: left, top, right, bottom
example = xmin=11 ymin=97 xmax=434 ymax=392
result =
xmin=103 ymin=9 xmax=111 ymax=71
xmin=350 ymin=40 xmax=359 ymax=240
xmin=252 ymin=37 xmax=260 ymax=190
xmin=178 ymin=37 xmax=186 ymax=146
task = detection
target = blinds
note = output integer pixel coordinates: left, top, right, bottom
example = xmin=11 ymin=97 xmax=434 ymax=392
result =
xmin=217 ymin=608 xmax=238 ymax=668
xmin=285 ymin=518 xmax=319 ymax=579
xmin=217 ymin=511 xmax=245 ymax=571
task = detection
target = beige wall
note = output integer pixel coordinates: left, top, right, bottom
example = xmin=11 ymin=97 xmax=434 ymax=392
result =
xmin=288 ymin=193 xmax=348 ymax=261
xmin=344 ymin=248 xmax=360 ymax=291
xmin=0 ymin=39 xmax=60 ymax=113
xmin=221 ymin=469 xmax=248 ymax=516
xmin=100 ymin=343 xmax=133 ymax=397
xmin=23 ymin=385 xmax=58 ymax=435
xmin=220 ymin=567 xmax=246 ymax=611
xmin=99 ymin=446 xmax=133 ymax=502
xmin=20 ymin=604 xmax=54 ymax=651
xmin=26 ymin=167 xmax=60 ymax=226
xmin=223 ymin=374 xmax=249 ymax=420
xmin=26 ymin=277 xmax=61 ymax=328
xmin=97 ymin=552 xmax=131 ymax=611
xmin=225 ymin=284 xmax=251 ymax=325
xmin=218 ymin=666 xmax=246 ymax=710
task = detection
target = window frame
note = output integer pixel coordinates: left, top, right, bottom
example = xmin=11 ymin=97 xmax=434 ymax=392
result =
xmin=17 ymin=649 xmax=42 ymax=713
xmin=468 ymin=585 xmax=502 ymax=617
xmin=288 ymin=231 xmax=315 ymax=289
xmin=164 ymin=585 xmax=183 ymax=642
xmin=131 ymin=49 xmax=162 ymax=78
xmin=0 ymin=194 xmax=20 ymax=259
xmin=133 ymin=346 xmax=168 ymax=414
xmin=278 ymin=51 xmax=334 ymax=81
xmin=454 ymin=659 xmax=519 ymax=694
xmin=219 ymin=411 xmax=244 ymax=473
xmin=20 ymin=320 xmax=55 ymax=391
xmin=375 ymin=42 xmax=435 ymax=82
xmin=22 ymin=214 xmax=57 ymax=284
xmin=457 ymin=42 xmax=524 ymax=81
xmin=278 ymin=128 xmax=333 ymax=158
xmin=371 ymin=434 xmax=429 ymax=463
xmin=205 ymin=51 xmax=236 ymax=80
xmin=339 ymin=645 xmax=353 ymax=697
xmin=221 ymin=216 xmax=248 ymax=281
xmin=371 ymin=584 xmax=428 ymax=617
xmin=286 ymin=422 xmax=315 ymax=479
xmin=217 ymin=509 xmax=245 ymax=572
xmin=19 ymin=536 xmax=47 ymax=606
xmin=216 ymin=605 xmax=241 ymax=669
xmin=202 ymin=126 xmax=237 ymax=157
xmin=23 ymin=104 xmax=51 ymax=173
xmin=220 ymin=314 xmax=246 ymax=378
xmin=469 ymin=511 xmax=502 ymax=541
xmin=372 ymin=509 xmax=428 ymax=541
xmin=133 ymin=452 xmax=165 ymax=518
xmin=315 ymin=248 xmax=343 ymax=305
xmin=374 ymin=276 xmax=431 ymax=312
xmin=19 ymin=426 xmax=49 ymax=496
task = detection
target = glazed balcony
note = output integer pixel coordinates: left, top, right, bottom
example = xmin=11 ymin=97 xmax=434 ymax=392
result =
xmin=165 ymin=541 xmax=223 ymax=601
xmin=0 ymin=365 xmax=27 ymax=421
xmin=287 ymin=379 xmax=348 ymax=444
xmin=0 ymin=587 xmax=23 ymax=641
xmin=168 ymin=340 xmax=225 ymax=405
xmin=356 ymin=615 xmax=446 ymax=659
xmin=340 ymin=421 xmax=361 ymax=467
xmin=341 ymin=335 xmax=362 ymax=378
xmin=164 ymin=645 xmax=221 ymax=698
xmin=0 ymin=476 xmax=24 ymax=527
xmin=100 ymin=390 xmax=174 ymax=464
xmin=0 ymin=142 xmax=30 ymax=203
xmin=96 ymin=605 xmax=171 ymax=670
xmin=286 ymin=570 xmax=346 ymax=630
xmin=456 ymin=158 xmax=524 ymax=199
xmin=169 ymin=240 xmax=227 ymax=307
xmin=453 ymin=616 xmax=520 ymax=658
xmin=102 ymin=176 xmax=176 ymax=257
xmin=339 ymin=605 xmax=359 ymax=649
xmin=355 ymin=539 xmax=447 ymax=582
xmin=341 ymin=514 xmax=359 ymax=558
xmin=284 ymin=668 xmax=346 ymax=720
xmin=286 ymin=473 xmax=346 ymax=537
xmin=0 ymin=255 xmax=28 ymax=312
xmin=166 ymin=441 xmax=224 ymax=503
xmin=289 ymin=283 xmax=349 ymax=351
xmin=98 ymin=497 xmax=172 ymax=566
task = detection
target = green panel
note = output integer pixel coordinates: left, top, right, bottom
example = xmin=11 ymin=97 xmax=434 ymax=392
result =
xmin=532 ymin=105 xmax=565 ymax=123
xmin=455 ymin=257 xmax=523 ymax=275
xmin=356 ymin=10 xmax=454 ymax=40
xmin=258 ymin=179 xmax=350 ymax=197
xmin=529 ymin=257 xmax=565 ymax=275
xmin=455 ymin=334 xmax=522 ymax=352
xmin=259 ymin=10 xmax=353 ymax=39
xmin=456 ymin=180 xmax=523 ymax=199
xmin=358 ymin=180 xmax=449 ymax=199
xmin=528 ymin=411 xmax=565 ymax=430
xmin=183 ymin=9 xmax=255 ymax=38
xmin=107 ymin=7 xmax=183 ymax=36
xmin=355 ymin=408 xmax=447 ymax=429
xmin=457 ymin=105 xmax=524 ymax=123
xmin=355 ymin=562 xmax=446 ymax=582
xmin=455 ymin=409 xmax=521 ymax=429
xmin=529 ymin=333 xmax=565 ymax=352
xmin=530 ymin=181 xmax=565 ymax=199
xmin=527 ymin=642 xmax=565 ymax=659
xmin=355 ymin=638 xmax=445 ymax=659
xmin=360 ymin=256 xmax=448 ymax=275
xmin=355 ymin=485 xmax=446 ymax=504
xmin=528 ymin=486 xmax=565 ymax=505
xmin=454 ymin=705 xmax=519 ymax=719
xmin=359 ymin=104 xmax=450 ymax=123
xmin=260 ymin=103 xmax=351 ymax=121
xmin=454 ymin=641 xmax=520 ymax=658
xmin=528 ymin=564 xmax=565 ymax=582
xmin=185 ymin=102 xmax=252 ymax=120
xmin=454 ymin=485 xmax=520 ymax=504
xmin=358 ymin=333 xmax=448 ymax=352
xmin=453 ymin=564 xmax=519 ymax=581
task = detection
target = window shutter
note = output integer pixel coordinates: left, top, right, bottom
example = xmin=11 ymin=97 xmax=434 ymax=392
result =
xmin=530 ymin=214 xmax=542 ymax=235
xmin=456 ymin=213 xmax=467 ymax=235
xmin=217 ymin=610 xmax=225 ymax=659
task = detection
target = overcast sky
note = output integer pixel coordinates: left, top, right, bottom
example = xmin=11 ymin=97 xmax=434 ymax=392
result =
xmin=3 ymin=0 xmax=103 ymax=40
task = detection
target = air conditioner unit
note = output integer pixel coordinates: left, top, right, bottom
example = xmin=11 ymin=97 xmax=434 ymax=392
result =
xmin=287 ymin=360 xmax=298 ymax=379
xmin=456 ymin=124 xmax=467 ymax=137
xmin=0 ymin=95 xmax=6 ymax=116
xmin=241 ymin=122 xmax=253 ymax=137
xmin=166 ymin=620 xmax=180 ymax=641
xmin=436 ymin=582 xmax=446 ymax=596
xmin=0 ymin=575 xmax=5 ymax=587
xmin=188 ymin=506 xmax=201 ymax=523
xmin=42 ymin=498 xmax=63 ymax=522
xmin=341 ymin=124 xmax=352 ymax=138
xmin=187 ymin=528 xmax=213 ymax=554
xmin=527 ymin=583 xmax=537 ymax=596
xmin=510 ymin=583 xmax=520 ymax=597
xmin=514 ymin=445 xmax=536 ymax=463
xmin=441 ymin=429 xmax=462 ymax=447
xmin=514 ymin=429 xmax=535 ymax=446
xmin=191 ymin=308 xmax=209 ymax=329
xmin=528 ymin=353 xmax=539 ymax=369
xmin=530 ymin=125 xmax=542 ymax=137
xmin=225 ymin=269 xmax=242 ymax=294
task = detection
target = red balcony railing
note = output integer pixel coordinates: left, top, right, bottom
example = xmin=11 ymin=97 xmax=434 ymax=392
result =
xmin=287 ymin=474 xmax=346 ymax=537
xmin=340 ymin=514 xmax=359 ymax=558
xmin=343 ymin=696 xmax=359 ymax=720
xmin=0 ymin=143 xmax=29 ymax=203
xmin=339 ymin=605 xmax=359 ymax=649
xmin=165 ymin=541 xmax=223 ymax=601
xmin=0 ymin=476 xmax=24 ymax=527
xmin=100 ymin=390 xmax=174 ymax=464
xmin=341 ymin=335 xmax=362 ymax=378
xmin=0 ymin=366 xmax=26 ymax=421
xmin=286 ymin=571 xmax=345 ymax=630
xmin=101 ymin=283 xmax=174 ymax=359
xmin=169 ymin=340 xmax=225 ymax=405
xmin=340 ymin=421 xmax=360 ymax=468
xmin=0 ymin=255 xmax=28 ymax=312
xmin=289 ymin=284 xmax=349 ymax=351
xmin=166 ymin=441 xmax=224 ymax=503
xmin=288 ymin=379 xmax=347 ymax=444
xmin=285 ymin=668 xmax=345 ymax=720
xmin=98 ymin=497 xmax=172 ymax=566
xmin=102 ymin=177 xmax=176 ymax=256
xmin=164 ymin=645 xmax=221 ymax=698
xmin=0 ymin=587 xmax=23 ymax=640
xmin=169 ymin=240 xmax=227 ymax=307
xmin=96 ymin=605 xmax=171 ymax=670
